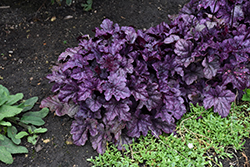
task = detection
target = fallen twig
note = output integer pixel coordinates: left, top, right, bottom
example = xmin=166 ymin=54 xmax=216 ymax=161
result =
xmin=0 ymin=6 xmax=10 ymax=9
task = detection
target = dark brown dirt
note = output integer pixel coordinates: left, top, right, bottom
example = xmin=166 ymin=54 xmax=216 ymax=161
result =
xmin=0 ymin=0 xmax=249 ymax=166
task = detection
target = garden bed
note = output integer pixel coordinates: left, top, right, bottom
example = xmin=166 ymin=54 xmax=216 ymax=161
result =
xmin=0 ymin=0 xmax=250 ymax=166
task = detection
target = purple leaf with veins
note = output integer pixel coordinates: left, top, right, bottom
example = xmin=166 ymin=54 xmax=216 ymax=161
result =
xmin=138 ymin=82 xmax=162 ymax=111
xmin=103 ymin=70 xmax=131 ymax=101
xmin=103 ymin=98 xmax=132 ymax=121
xmin=203 ymin=85 xmax=235 ymax=117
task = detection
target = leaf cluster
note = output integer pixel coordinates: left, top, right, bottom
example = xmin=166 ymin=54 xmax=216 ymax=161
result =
xmin=41 ymin=0 xmax=250 ymax=154
xmin=0 ymin=85 xmax=49 ymax=164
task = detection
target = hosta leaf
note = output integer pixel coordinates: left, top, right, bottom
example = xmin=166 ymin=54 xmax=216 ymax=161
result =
xmin=19 ymin=97 xmax=38 ymax=112
xmin=20 ymin=116 xmax=45 ymax=126
xmin=0 ymin=105 xmax=23 ymax=121
xmin=0 ymin=135 xmax=28 ymax=154
xmin=5 ymin=93 xmax=23 ymax=106
xmin=7 ymin=126 xmax=20 ymax=145
xmin=0 ymin=146 xmax=13 ymax=164
xmin=203 ymin=86 xmax=235 ymax=117
xmin=22 ymin=108 xmax=49 ymax=119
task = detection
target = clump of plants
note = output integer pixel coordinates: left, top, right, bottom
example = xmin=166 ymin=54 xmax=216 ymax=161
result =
xmin=41 ymin=0 xmax=250 ymax=154
xmin=52 ymin=0 xmax=93 ymax=11
xmin=0 ymin=85 xmax=49 ymax=164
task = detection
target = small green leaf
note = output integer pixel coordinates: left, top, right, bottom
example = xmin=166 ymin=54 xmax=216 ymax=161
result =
xmin=0 ymin=146 xmax=13 ymax=164
xmin=7 ymin=126 xmax=21 ymax=145
xmin=22 ymin=108 xmax=49 ymax=118
xmin=15 ymin=131 xmax=29 ymax=139
xmin=66 ymin=0 xmax=72 ymax=6
xmin=0 ymin=95 xmax=8 ymax=106
xmin=0 ymin=134 xmax=4 ymax=140
xmin=27 ymin=135 xmax=38 ymax=145
xmin=19 ymin=97 xmax=38 ymax=112
xmin=20 ymin=116 xmax=45 ymax=126
xmin=0 ymin=85 xmax=10 ymax=96
xmin=5 ymin=93 xmax=23 ymax=105
xmin=242 ymin=89 xmax=250 ymax=101
xmin=81 ymin=0 xmax=92 ymax=11
xmin=0 ymin=120 xmax=11 ymax=126
xmin=0 ymin=105 xmax=23 ymax=121
xmin=0 ymin=135 xmax=28 ymax=154
xmin=33 ymin=128 xmax=47 ymax=134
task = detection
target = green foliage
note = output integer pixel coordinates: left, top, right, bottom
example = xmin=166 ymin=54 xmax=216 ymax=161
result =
xmin=81 ymin=0 xmax=93 ymax=11
xmin=52 ymin=0 xmax=93 ymax=11
xmin=0 ymin=85 xmax=49 ymax=164
xmin=242 ymin=89 xmax=250 ymax=102
xmin=88 ymin=102 xmax=250 ymax=166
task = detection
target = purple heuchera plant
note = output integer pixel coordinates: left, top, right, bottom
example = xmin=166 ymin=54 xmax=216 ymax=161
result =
xmin=40 ymin=0 xmax=250 ymax=154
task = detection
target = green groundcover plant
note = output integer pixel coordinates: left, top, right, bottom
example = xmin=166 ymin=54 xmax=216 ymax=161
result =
xmin=88 ymin=102 xmax=250 ymax=166
xmin=41 ymin=0 xmax=250 ymax=154
xmin=0 ymin=85 xmax=49 ymax=164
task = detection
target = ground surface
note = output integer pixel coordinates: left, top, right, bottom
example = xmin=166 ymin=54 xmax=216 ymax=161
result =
xmin=0 ymin=0 xmax=249 ymax=166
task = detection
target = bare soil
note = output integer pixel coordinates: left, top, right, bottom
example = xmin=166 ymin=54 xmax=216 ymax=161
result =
xmin=0 ymin=0 xmax=249 ymax=166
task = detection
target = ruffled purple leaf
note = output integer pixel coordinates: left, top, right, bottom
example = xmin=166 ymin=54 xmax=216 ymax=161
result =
xmin=58 ymin=79 xmax=79 ymax=103
xmin=103 ymin=98 xmax=132 ymax=121
xmin=149 ymin=117 xmax=176 ymax=138
xmin=128 ymin=76 xmax=148 ymax=101
xmin=103 ymin=70 xmax=131 ymax=101
xmin=97 ymin=53 xmax=121 ymax=72
xmin=126 ymin=110 xmax=152 ymax=138
xmin=183 ymin=64 xmax=204 ymax=85
xmin=76 ymin=102 xmax=102 ymax=119
xmin=95 ymin=19 xmax=115 ymax=37
xmin=103 ymin=117 xmax=126 ymax=141
xmin=203 ymin=86 xmax=235 ymax=117
xmin=174 ymin=39 xmax=194 ymax=67
xmin=40 ymin=95 xmax=79 ymax=117
xmin=85 ymin=95 xmax=104 ymax=112
xmin=164 ymin=35 xmax=180 ymax=44
xmin=163 ymin=96 xmax=186 ymax=120
xmin=58 ymin=46 xmax=81 ymax=62
xmin=202 ymin=58 xmax=220 ymax=79
xmin=114 ymin=133 xmax=133 ymax=151
xmin=221 ymin=64 xmax=250 ymax=90
xmin=90 ymin=123 xmax=112 ymax=154
xmin=78 ymin=77 xmax=103 ymax=102
xmin=70 ymin=118 xmax=99 ymax=146
xmin=138 ymin=82 xmax=162 ymax=111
